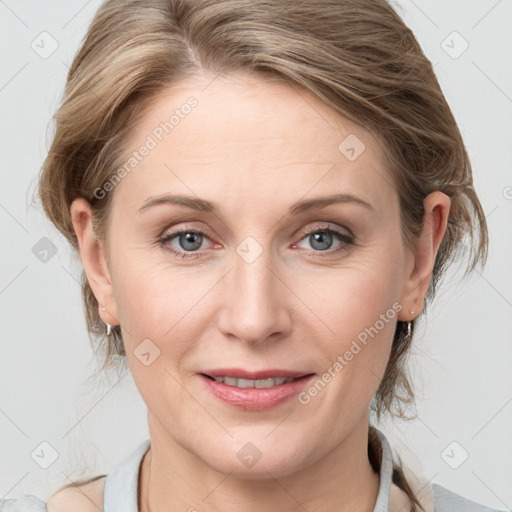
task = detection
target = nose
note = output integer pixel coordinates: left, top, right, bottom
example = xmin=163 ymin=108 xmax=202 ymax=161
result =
xmin=216 ymin=243 xmax=293 ymax=345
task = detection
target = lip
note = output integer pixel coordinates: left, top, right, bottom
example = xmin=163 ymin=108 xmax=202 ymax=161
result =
xmin=198 ymin=371 xmax=315 ymax=411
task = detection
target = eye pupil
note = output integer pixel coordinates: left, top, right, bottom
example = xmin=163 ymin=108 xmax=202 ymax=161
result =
xmin=179 ymin=232 xmax=203 ymax=251
xmin=310 ymin=231 xmax=333 ymax=251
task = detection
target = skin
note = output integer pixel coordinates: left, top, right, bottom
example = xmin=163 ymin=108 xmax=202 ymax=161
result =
xmin=68 ymin=72 xmax=450 ymax=512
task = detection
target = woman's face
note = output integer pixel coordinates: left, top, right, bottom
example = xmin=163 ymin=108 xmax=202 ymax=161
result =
xmin=74 ymin=72 xmax=437 ymax=478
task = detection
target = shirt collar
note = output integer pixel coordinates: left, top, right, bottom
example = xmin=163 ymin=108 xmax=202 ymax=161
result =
xmin=372 ymin=427 xmax=395 ymax=511
xmin=104 ymin=437 xmax=150 ymax=512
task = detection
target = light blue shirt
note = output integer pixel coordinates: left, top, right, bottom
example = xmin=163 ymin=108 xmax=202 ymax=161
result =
xmin=0 ymin=428 xmax=506 ymax=511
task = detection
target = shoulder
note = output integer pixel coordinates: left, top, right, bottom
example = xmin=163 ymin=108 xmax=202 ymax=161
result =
xmin=0 ymin=495 xmax=47 ymax=511
xmin=46 ymin=476 xmax=106 ymax=512
xmin=0 ymin=477 xmax=107 ymax=512
xmin=432 ymin=483 xmax=508 ymax=512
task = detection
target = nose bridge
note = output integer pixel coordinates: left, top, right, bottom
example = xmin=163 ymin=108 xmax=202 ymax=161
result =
xmin=218 ymin=236 xmax=290 ymax=343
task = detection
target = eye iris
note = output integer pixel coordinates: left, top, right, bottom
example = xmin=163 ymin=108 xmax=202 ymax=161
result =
xmin=179 ymin=232 xmax=202 ymax=251
xmin=310 ymin=231 xmax=333 ymax=251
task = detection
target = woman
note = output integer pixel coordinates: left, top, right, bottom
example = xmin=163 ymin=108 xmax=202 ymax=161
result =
xmin=1 ymin=0 xmax=505 ymax=511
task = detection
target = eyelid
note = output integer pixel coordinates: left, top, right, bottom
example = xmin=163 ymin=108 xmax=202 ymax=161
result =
xmin=158 ymin=223 xmax=215 ymax=242
xmin=297 ymin=222 xmax=354 ymax=241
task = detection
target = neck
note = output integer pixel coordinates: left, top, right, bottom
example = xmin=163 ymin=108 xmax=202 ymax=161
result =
xmin=139 ymin=413 xmax=380 ymax=512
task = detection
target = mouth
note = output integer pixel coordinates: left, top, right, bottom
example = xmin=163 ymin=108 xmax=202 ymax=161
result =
xmin=198 ymin=370 xmax=315 ymax=411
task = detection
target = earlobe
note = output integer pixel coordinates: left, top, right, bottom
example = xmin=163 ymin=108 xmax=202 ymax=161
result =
xmin=70 ymin=197 xmax=119 ymax=326
xmin=398 ymin=191 xmax=451 ymax=321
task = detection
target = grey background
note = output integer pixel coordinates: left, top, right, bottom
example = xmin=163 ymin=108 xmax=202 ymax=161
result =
xmin=1 ymin=0 xmax=511 ymax=508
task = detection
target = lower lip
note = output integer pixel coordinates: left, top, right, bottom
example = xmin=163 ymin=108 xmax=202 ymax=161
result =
xmin=199 ymin=374 xmax=315 ymax=411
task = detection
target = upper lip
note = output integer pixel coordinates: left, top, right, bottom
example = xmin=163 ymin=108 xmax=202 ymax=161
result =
xmin=200 ymin=368 xmax=314 ymax=379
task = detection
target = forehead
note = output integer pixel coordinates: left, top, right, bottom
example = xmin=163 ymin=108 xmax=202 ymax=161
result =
xmin=113 ymin=73 xmax=395 ymax=216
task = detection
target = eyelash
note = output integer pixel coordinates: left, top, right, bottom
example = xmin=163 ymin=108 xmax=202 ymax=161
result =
xmin=157 ymin=224 xmax=354 ymax=260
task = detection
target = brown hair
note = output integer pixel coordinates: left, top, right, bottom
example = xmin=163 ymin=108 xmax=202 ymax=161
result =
xmin=38 ymin=1 xmax=488 ymax=509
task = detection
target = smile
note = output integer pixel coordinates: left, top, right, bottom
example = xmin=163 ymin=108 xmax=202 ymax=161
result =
xmin=198 ymin=372 xmax=315 ymax=411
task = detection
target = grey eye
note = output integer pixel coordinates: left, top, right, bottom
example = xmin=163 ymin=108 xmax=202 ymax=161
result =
xmin=308 ymin=231 xmax=334 ymax=251
xmin=177 ymin=232 xmax=203 ymax=251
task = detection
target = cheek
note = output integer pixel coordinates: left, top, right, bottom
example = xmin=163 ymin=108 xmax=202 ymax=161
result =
xmin=299 ymin=249 xmax=403 ymax=330
xmin=294 ymin=249 xmax=403 ymax=384
xmin=110 ymin=247 xmax=217 ymax=357
xmin=111 ymin=256 xmax=201 ymax=404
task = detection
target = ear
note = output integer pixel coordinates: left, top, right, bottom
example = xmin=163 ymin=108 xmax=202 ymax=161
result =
xmin=398 ymin=191 xmax=451 ymax=321
xmin=70 ymin=197 xmax=119 ymax=326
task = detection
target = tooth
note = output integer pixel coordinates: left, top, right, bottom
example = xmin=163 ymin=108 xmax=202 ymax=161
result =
xmin=223 ymin=377 xmax=238 ymax=386
xmin=212 ymin=376 xmax=298 ymax=388
xmin=255 ymin=378 xmax=275 ymax=388
xmin=237 ymin=378 xmax=255 ymax=388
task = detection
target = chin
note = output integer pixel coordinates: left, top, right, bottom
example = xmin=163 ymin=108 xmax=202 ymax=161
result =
xmin=212 ymin=458 xmax=300 ymax=480
xmin=199 ymin=443 xmax=310 ymax=480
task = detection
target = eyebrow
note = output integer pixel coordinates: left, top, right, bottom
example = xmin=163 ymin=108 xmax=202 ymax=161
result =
xmin=137 ymin=192 xmax=374 ymax=215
